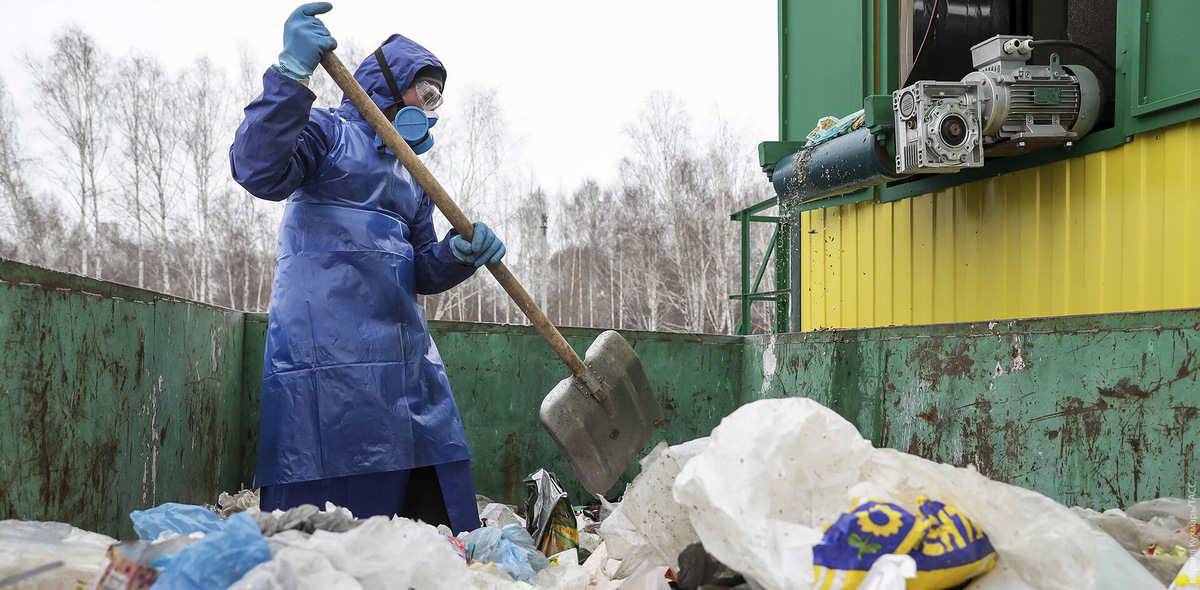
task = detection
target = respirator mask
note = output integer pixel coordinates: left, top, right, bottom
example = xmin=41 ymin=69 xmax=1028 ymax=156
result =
xmin=374 ymin=48 xmax=443 ymax=155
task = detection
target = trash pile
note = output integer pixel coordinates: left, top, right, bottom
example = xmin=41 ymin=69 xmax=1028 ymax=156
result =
xmin=2 ymin=397 xmax=1197 ymax=589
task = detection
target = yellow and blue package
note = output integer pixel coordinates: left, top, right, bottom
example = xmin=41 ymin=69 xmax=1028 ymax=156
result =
xmin=811 ymin=497 xmax=996 ymax=590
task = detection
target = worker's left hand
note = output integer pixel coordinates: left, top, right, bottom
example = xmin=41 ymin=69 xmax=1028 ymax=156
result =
xmin=450 ymin=222 xmax=506 ymax=267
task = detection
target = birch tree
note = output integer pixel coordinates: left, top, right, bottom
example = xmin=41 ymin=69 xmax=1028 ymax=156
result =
xmin=24 ymin=28 xmax=110 ymax=277
xmin=0 ymin=77 xmax=34 ymax=262
xmin=180 ymin=57 xmax=226 ymax=302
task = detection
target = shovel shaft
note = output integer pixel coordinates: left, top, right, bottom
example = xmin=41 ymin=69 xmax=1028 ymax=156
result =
xmin=319 ymin=52 xmax=603 ymax=398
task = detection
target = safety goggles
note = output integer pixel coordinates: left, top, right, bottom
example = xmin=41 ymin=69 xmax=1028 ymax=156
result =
xmin=414 ymin=80 xmax=443 ymax=112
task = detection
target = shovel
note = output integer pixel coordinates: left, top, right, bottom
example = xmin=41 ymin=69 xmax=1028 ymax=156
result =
xmin=320 ymin=51 xmax=663 ymax=496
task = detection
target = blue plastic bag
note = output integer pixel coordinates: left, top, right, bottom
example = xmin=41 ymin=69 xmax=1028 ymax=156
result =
xmin=130 ymin=503 xmax=227 ymax=541
xmin=459 ymin=523 xmax=550 ymax=584
xmin=151 ymin=512 xmax=271 ymax=590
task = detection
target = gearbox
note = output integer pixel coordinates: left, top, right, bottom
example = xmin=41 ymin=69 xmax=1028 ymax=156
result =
xmin=894 ymin=81 xmax=985 ymax=174
xmin=894 ymin=34 xmax=1103 ymax=174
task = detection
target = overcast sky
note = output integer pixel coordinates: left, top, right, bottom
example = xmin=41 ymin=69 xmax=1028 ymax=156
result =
xmin=4 ymin=0 xmax=779 ymax=194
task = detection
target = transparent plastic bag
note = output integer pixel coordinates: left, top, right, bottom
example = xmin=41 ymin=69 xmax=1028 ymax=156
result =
xmin=129 ymin=503 xmax=226 ymax=541
xmin=152 ymin=512 xmax=271 ymax=590
xmin=0 ymin=520 xmax=115 ymax=590
xmin=459 ymin=523 xmax=550 ymax=584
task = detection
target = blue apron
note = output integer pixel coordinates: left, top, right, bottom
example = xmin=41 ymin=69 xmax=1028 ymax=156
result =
xmin=255 ymin=111 xmax=472 ymax=488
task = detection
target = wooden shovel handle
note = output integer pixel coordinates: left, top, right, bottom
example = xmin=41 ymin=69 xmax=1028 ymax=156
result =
xmin=319 ymin=51 xmax=598 ymax=391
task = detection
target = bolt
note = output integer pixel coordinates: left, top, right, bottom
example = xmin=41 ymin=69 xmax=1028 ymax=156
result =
xmin=1065 ymin=141 xmax=1074 ymax=150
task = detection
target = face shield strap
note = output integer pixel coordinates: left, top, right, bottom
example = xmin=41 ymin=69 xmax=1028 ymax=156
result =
xmin=373 ymin=47 xmax=406 ymax=108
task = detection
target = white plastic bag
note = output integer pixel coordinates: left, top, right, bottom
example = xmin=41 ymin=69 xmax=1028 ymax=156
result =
xmin=600 ymin=438 xmax=708 ymax=577
xmin=858 ymin=554 xmax=916 ymax=590
xmin=0 ymin=519 xmax=116 ymax=590
xmin=231 ymin=516 xmax=470 ymax=590
xmin=850 ymin=448 xmax=1100 ymax=589
xmin=672 ymin=398 xmax=874 ymax=590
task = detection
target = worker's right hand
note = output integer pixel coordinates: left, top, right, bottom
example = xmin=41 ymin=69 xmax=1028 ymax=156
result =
xmin=277 ymin=3 xmax=337 ymax=80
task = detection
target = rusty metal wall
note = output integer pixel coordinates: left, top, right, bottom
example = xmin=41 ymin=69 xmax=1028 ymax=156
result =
xmin=239 ymin=318 xmax=745 ymax=507
xmin=0 ymin=260 xmax=249 ymax=539
xmin=3 ymin=257 xmax=1194 ymax=537
xmin=794 ymin=120 xmax=1200 ymax=332
xmin=742 ymin=310 xmax=1200 ymax=509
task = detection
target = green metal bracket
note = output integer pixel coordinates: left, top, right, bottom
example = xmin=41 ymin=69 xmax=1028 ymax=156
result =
xmin=863 ymin=94 xmax=894 ymax=135
xmin=730 ymin=197 xmax=789 ymax=335
xmin=757 ymin=141 xmax=807 ymax=178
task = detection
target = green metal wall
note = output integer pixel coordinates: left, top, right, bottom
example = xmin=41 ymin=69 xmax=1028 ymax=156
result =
xmin=0 ymin=261 xmax=250 ymax=539
xmin=3 ymin=259 xmax=1196 ymax=537
xmin=237 ymin=319 xmax=745 ymax=507
xmin=741 ymin=310 xmax=1200 ymax=509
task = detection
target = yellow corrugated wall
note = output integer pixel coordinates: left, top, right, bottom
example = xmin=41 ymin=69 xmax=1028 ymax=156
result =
xmin=796 ymin=120 xmax=1200 ymax=331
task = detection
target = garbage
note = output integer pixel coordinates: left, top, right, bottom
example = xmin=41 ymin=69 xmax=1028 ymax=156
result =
xmin=250 ymin=503 xmax=359 ymax=536
xmin=1071 ymin=505 xmax=1195 ymax=584
xmin=805 ymin=109 xmax=866 ymax=147
xmin=459 ymin=523 xmax=551 ymax=584
xmin=0 ymin=519 xmax=115 ymax=590
xmin=524 ymin=469 xmax=578 ymax=556
xmin=858 ymin=554 xmax=917 ymax=590
xmin=600 ymin=439 xmax=708 ymax=578
xmin=812 ymin=497 xmax=995 ymax=589
xmin=1171 ymin=550 xmax=1200 ymax=589
xmin=151 ymin=512 xmax=271 ymax=590
xmin=208 ymin=489 xmax=260 ymax=518
xmin=673 ymin=542 xmax=745 ymax=589
xmin=479 ymin=502 xmax=526 ymax=529
xmin=233 ymin=516 xmax=472 ymax=590
xmin=129 ymin=503 xmax=227 ymax=541
xmin=90 ymin=542 xmax=160 ymax=590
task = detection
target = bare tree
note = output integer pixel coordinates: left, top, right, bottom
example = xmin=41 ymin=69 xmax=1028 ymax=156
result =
xmin=24 ymin=28 xmax=110 ymax=277
xmin=113 ymin=55 xmax=160 ymax=288
xmin=424 ymin=86 xmax=510 ymax=321
xmin=180 ymin=57 xmax=227 ymax=303
xmin=0 ymin=77 xmax=35 ymax=262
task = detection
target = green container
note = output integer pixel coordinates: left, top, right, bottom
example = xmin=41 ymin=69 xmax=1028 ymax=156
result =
xmin=1 ymin=259 xmax=1194 ymax=537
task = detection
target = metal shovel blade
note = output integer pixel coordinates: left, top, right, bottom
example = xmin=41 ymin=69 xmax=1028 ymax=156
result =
xmin=540 ymin=330 xmax=662 ymax=496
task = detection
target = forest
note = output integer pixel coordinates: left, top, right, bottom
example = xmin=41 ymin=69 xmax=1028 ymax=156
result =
xmin=0 ymin=29 xmax=778 ymax=335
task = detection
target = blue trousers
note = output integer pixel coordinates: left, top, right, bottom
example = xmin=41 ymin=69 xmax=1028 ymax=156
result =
xmin=260 ymin=460 xmax=481 ymax=534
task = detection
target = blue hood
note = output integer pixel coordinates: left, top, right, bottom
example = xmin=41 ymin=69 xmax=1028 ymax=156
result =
xmin=337 ymin=33 xmax=445 ymax=121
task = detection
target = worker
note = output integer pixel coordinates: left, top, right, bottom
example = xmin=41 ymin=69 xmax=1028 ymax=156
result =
xmin=228 ymin=2 xmax=504 ymax=534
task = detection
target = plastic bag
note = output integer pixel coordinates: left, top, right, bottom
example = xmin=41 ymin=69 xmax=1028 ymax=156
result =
xmin=479 ymin=503 xmax=526 ymax=529
xmin=670 ymin=397 xmax=1156 ymax=590
xmin=1071 ymin=506 xmax=1194 ymax=584
xmin=0 ymin=520 xmax=116 ymax=590
xmin=812 ymin=497 xmax=995 ymax=589
xmin=859 ymin=554 xmax=917 ymax=590
xmin=129 ymin=503 xmax=226 ymax=541
xmin=459 ymin=523 xmax=550 ymax=584
xmin=234 ymin=516 xmax=471 ymax=590
xmin=600 ymin=439 xmax=708 ymax=577
xmin=152 ymin=512 xmax=271 ymax=590
xmin=673 ymin=398 xmax=874 ymax=590
xmin=1171 ymin=550 xmax=1200 ymax=589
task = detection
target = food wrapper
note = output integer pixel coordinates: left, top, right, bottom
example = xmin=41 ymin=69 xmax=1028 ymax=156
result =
xmin=537 ymin=497 xmax=579 ymax=557
xmin=812 ymin=497 xmax=996 ymax=590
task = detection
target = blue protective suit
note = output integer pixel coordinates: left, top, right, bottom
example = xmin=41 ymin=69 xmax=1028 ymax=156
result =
xmin=229 ymin=36 xmax=478 ymax=500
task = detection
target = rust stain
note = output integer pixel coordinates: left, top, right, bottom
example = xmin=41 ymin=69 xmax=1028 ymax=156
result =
xmin=500 ymin=431 xmax=528 ymax=506
xmin=1098 ymin=377 xmax=1153 ymax=400
xmin=908 ymin=339 xmax=975 ymax=388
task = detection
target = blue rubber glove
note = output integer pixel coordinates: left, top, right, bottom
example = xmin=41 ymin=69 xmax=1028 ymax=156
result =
xmin=276 ymin=3 xmax=337 ymax=80
xmin=450 ymin=222 xmax=506 ymax=267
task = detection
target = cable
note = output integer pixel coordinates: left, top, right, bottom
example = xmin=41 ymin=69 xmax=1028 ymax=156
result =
xmin=1027 ymin=39 xmax=1116 ymax=75
xmin=905 ymin=0 xmax=941 ymax=86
